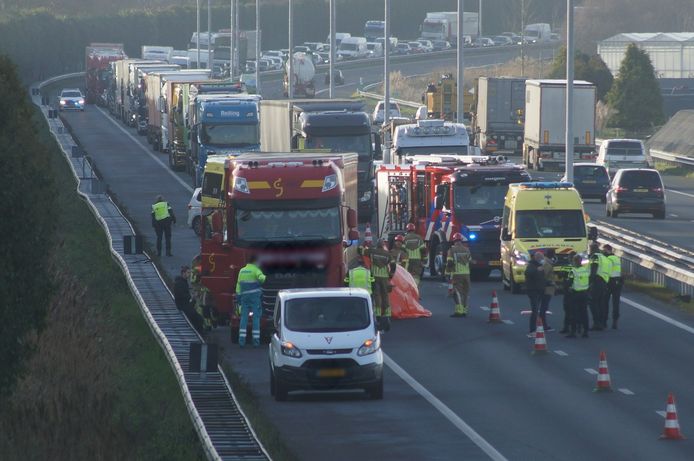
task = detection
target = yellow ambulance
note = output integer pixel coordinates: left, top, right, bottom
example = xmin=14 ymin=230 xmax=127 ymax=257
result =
xmin=500 ymin=182 xmax=596 ymax=293
xmin=200 ymin=154 xmax=238 ymax=209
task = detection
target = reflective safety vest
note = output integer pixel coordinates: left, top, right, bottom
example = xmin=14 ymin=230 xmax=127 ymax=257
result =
xmin=571 ymin=265 xmax=590 ymax=291
xmin=404 ymin=233 xmax=424 ymax=260
xmin=447 ymin=244 xmax=470 ymax=275
xmin=596 ymin=253 xmax=611 ymax=283
xmin=369 ymin=249 xmax=392 ymax=279
xmin=235 ymin=263 xmax=266 ymax=294
xmin=152 ymin=201 xmax=171 ymax=221
xmin=345 ymin=267 xmax=374 ymax=294
xmin=607 ymin=254 xmax=621 ymax=278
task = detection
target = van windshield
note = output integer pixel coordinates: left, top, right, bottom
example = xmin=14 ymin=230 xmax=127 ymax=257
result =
xmin=340 ymin=44 xmax=358 ymax=51
xmin=606 ymin=141 xmax=643 ymax=156
xmin=515 ymin=210 xmax=585 ymax=238
xmin=285 ymin=297 xmax=370 ymax=332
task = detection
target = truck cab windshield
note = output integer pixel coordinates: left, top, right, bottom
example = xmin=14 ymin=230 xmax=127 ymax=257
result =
xmin=515 ymin=210 xmax=585 ymax=239
xmin=200 ymin=124 xmax=259 ymax=147
xmin=399 ymin=145 xmax=469 ymax=156
xmin=305 ymin=135 xmax=371 ymax=161
xmin=235 ymin=207 xmax=341 ymax=244
xmin=423 ymin=22 xmax=443 ymax=34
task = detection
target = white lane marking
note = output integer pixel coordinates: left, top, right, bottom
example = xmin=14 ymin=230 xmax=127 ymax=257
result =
xmin=669 ymin=213 xmax=678 ymax=217
xmin=622 ymin=297 xmax=694 ymax=335
xmin=94 ymin=106 xmax=193 ymax=193
xmin=656 ymin=410 xmax=667 ymax=418
xmin=618 ymin=388 xmax=635 ymax=395
xmin=668 ymin=189 xmax=694 ymax=199
xmin=584 ymin=368 xmax=599 ymax=375
xmin=554 ymin=350 xmax=568 ymax=356
xmin=384 ymin=354 xmax=508 ymax=461
xmin=502 ymin=319 xmax=514 ymax=325
xmin=480 ymin=306 xmax=490 ymax=311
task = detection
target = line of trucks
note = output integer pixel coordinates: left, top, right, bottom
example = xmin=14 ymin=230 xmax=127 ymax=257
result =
xmin=87 ymin=44 xmax=597 ymax=345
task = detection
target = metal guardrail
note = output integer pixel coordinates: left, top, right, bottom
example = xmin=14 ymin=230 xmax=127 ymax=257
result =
xmin=594 ymin=220 xmax=694 ymax=297
xmin=34 ymin=75 xmax=270 ymax=461
xmin=358 ymin=89 xmax=422 ymax=109
xmin=649 ymin=148 xmax=694 ymax=168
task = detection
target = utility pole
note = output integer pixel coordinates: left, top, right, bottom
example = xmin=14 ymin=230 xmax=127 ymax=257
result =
xmin=478 ymin=0 xmax=482 ymax=38
xmin=565 ymin=0 xmax=575 ymax=182
xmin=255 ymin=0 xmax=261 ymax=93
xmin=230 ymin=0 xmax=235 ymax=77
xmin=196 ymin=0 xmax=201 ymax=69
xmin=207 ymin=0 xmax=211 ymax=70
xmin=383 ymin=0 xmax=391 ymax=161
xmin=521 ymin=0 xmax=525 ymax=76
xmin=288 ymin=0 xmax=293 ymax=98
xmin=234 ymin=0 xmax=239 ymax=76
xmin=457 ymin=0 xmax=464 ymax=123
xmin=329 ymin=0 xmax=335 ymax=98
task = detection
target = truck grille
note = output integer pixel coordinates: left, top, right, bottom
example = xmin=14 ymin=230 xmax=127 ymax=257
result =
xmin=261 ymin=268 xmax=328 ymax=313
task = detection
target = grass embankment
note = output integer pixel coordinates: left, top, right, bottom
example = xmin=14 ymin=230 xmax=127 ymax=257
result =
xmin=625 ymin=279 xmax=694 ymax=314
xmin=0 ymin=107 xmax=204 ymax=460
xmin=653 ymin=161 xmax=694 ymax=178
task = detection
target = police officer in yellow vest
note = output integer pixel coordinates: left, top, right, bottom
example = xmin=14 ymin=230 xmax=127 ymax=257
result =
xmin=602 ymin=244 xmax=622 ymax=329
xmin=151 ymin=195 xmax=176 ymax=257
xmin=360 ymin=239 xmax=395 ymax=332
xmin=236 ymin=255 xmax=266 ymax=347
xmin=345 ymin=257 xmax=375 ymax=303
xmin=589 ymin=242 xmax=610 ymax=330
xmin=390 ymin=235 xmax=409 ymax=269
xmin=403 ymin=223 xmax=426 ymax=286
xmin=564 ymin=254 xmax=590 ymax=338
xmin=446 ymin=233 xmax=471 ymax=317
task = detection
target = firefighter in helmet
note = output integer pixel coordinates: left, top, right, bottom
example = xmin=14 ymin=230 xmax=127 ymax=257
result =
xmin=403 ymin=223 xmax=426 ymax=286
xmin=390 ymin=234 xmax=409 ymax=269
xmin=359 ymin=238 xmax=396 ymax=331
xmin=446 ymin=233 xmax=471 ymax=317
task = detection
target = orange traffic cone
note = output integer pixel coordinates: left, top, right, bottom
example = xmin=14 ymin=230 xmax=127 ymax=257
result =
xmin=364 ymin=222 xmax=373 ymax=247
xmin=593 ymin=351 xmax=613 ymax=392
xmin=532 ymin=316 xmax=548 ymax=354
xmin=488 ymin=290 xmax=502 ymax=323
xmin=661 ymin=393 xmax=685 ymax=440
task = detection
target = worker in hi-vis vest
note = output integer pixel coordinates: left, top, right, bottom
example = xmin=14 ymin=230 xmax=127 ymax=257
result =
xmin=236 ymin=254 xmax=266 ymax=347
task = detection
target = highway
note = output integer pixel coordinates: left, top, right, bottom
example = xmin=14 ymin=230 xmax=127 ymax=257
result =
xmin=53 ymin=59 xmax=694 ymax=458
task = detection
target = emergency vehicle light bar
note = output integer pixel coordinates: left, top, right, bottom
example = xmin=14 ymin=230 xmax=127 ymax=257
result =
xmin=518 ymin=181 xmax=573 ymax=189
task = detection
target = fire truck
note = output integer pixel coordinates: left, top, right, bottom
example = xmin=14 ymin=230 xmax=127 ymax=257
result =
xmin=199 ymin=152 xmax=359 ymax=342
xmin=85 ymin=43 xmax=125 ymax=105
xmin=376 ymin=155 xmax=531 ymax=280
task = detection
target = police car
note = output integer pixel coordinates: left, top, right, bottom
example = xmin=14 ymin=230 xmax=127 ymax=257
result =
xmin=269 ymin=288 xmax=383 ymax=401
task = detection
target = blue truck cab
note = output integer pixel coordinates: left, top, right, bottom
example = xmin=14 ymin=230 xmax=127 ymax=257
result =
xmin=191 ymin=94 xmax=260 ymax=185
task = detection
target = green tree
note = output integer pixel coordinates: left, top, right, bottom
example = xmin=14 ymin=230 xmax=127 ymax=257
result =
xmin=0 ymin=56 xmax=56 ymax=395
xmin=549 ymin=46 xmax=614 ymax=101
xmin=606 ymin=43 xmax=664 ymax=131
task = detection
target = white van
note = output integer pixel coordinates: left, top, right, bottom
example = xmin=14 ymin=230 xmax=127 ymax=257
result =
xmin=328 ymin=32 xmax=352 ymax=48
xmin=338 ymin=37 xmax=368 ymax=60
xmin=597 ymin=138 xmax=650 ymax=174
xmin=269 ymin=288 xmax=384 ymax=401
xmin=524 ymin=23 xmax=552 ymax=42
xmin=366 ymin=42 xmax=384 ymax=58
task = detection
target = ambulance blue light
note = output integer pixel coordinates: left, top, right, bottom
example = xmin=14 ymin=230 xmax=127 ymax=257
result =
xmin=468 ymin=232 xmax=478 ymax=241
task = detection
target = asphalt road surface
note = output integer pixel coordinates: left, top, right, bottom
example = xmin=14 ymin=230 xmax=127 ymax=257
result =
xmin=55 ymin=99 xmax=694 ymax=460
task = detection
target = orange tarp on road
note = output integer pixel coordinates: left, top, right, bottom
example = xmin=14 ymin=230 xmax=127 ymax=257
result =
xmin=389 ymin=266 xmax=432 ymax=319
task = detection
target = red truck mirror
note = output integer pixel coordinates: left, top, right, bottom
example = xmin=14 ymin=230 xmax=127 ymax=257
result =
xmin=347 ymin=208 xmax=357 ymax=229
xmin=348 ymin=229 xmax=359 ymax=241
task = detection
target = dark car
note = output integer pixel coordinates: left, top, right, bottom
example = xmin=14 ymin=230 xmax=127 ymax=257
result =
xmin=324 ymin=69 xmax=344 ymax=85
xmin=562 ymin=163 xmax=610 ymax=202
xmin=606 ymin=168 xmax=666 ymax=219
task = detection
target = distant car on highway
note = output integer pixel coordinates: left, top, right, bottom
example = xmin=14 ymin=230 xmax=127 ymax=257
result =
xmin=293 ymin=45 xmax=311 ymax=54
xmin=414 ymin=39 xmax=434 ymax=52
xmin=268 ymin=288 xmax=384 ymax=401
xmin=476 ymin=37 xmax=496 ymax=47
xmin=492 ymin=36 xmax=513 ymax=46
xmin=324 ymin=69 xmax=345 ymax=85
xmin=303 ymin=42 xmax=326 ymax=52
xmin=408 ymin=41 xmax=425 ymax=53
xmin=372 ymin=100 xmax=401 ymax=125
xmin=394 ymin=42 xmax=411 ymax=55
xmin=431 ymin=40 xmax=452 ymax=51
xmin=561 ymin=163 xmax=610 ymax=202
xmin=59 ymin=88 xmax=85 ymax=111
xmin=187 ymin=187 xmax=202 ymax=235
xmin=606 ymin=168 xmax=666 ymax=219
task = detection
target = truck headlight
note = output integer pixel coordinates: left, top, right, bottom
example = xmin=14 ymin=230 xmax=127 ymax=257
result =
xmin=357 ymin=337 xmax=380 ymax=356
xmin=234 ymin=177 xmax=250 ymax=193
xmin=322 ymin=174 xmax=337 ymax=192
xmin=60 ymin=100 xmax=66 ymax=105
xmin=359 ymin=190 xmax=372 ymax=202
xmin=281 ymin=341 xmax=302 ymax=358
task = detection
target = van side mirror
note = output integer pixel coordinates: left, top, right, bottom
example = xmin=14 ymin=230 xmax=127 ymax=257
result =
xmin=501 ymin=228 xmax=511 ymax=241
xmin=588 ymin=226 xmax=598 ymax=241
xmin=347 ymin=208 xmax=357 ymax=229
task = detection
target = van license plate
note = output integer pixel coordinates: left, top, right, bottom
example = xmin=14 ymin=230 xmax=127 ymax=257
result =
xmin=489 ymin=260 xmax=501 ymax=266
xmin=318 ymin=368 xmax=346 ymax=378
xmin=634 ymin=188 xmax=648 ymax=192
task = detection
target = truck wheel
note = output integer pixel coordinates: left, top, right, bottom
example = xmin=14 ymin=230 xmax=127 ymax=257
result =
xmin=366 ymin=377 xmax=384 ymax=400
xmin=192 ymin=216 xmax=201 ymax=236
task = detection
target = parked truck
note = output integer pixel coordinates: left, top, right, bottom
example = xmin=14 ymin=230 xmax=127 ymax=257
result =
xmin=389 ymin=119 xmax=475 ymax=164
xmin=283 ymin=52 xmax=315 ymax=98
xmin=260 ymin=99 xmax=380 ymax=221
xmin=422 ymin=74 xmax=475 ymax=122
xmin=377 ymin=155 xmax=530 ymax=279
xmin=364 ymin=20 xmax=385 ymax=41
xmin=141 ymin=45 xmax=174 ymax=62
xmin=114 ymin=59 xmax=160 ymax=123
xmin=129 ymin=62 xmax=180 ymax=130
xmin=189 ymin=93 xmax=260 ymax=182
xmin=420 ymin=12 xmax=478 ymax=43
xmin=523 ymin=79 xmax=597 ymax=170
xmin=474 ymin=77 xmax=526 ymax=156
xmin=145 ymin=70 xmax=212 ymax=151
xmin=85 ymin=43 xmax=125 ymax=105
xmin=198 ymin=152 xmax=360 ymax=342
